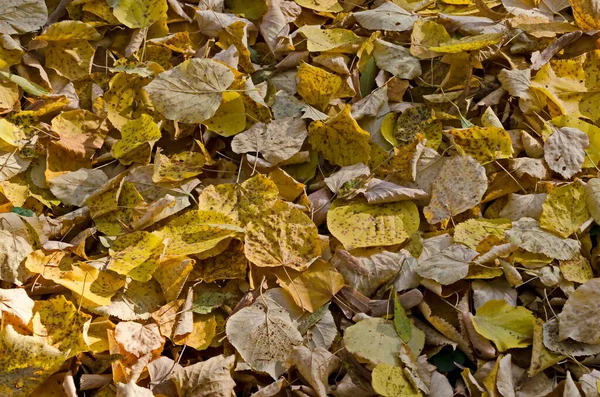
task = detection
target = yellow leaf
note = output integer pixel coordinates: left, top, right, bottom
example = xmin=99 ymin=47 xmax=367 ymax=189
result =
xmin=0 ymin=118 xmax=22 ymax=150
xmin=528 ymin=319 xmax=564 ymax=377
xmin=327 ymin=199 xmax=419 ymax=249
xmin=191 ymin=240 xmax=248 ymax=283
xmin=174 ymin=313 xmax=217 ymax=350
xmin=231 ymin=76 xmax=272 ymax=125
xmin=0 ymin=34 xmax=24 ymax=68
xmin=108 ymin=0 xmax=168 ymax=28
xmin=294 ymin=0 xmax=342 ymax=11
xmin=197 ymin=174 xmax=279 ymax=226
xmin=0 ymin=177 xmax=29 ymax=207
xmin=428 ymin=33 xmax=504 ymax=53
xmin=0 ymin=325 xmax=66 ymax=397
xmin=269 ymin=168 xmax=305 ymax=202
xmin=569 ymin=0 xmax=600 ymax=30
xmin=446 ymin=126 xmax=513 ymax=164
xmin=308 ymin=105 xmax=371 ymax=166
xmin=410 ymin=19 xmax=451 ymax=59
xmin=559 ymin=255 xmax=593 ymax=284
xmin=152 ymin=151 xmax=205 ymax=182
xmin=153 ymin=210 xmax=243 ymax=258
xmin=380 ymin=113 xmax=398 ymax=146
xmin=218 ymin=21 xmax=254 ymax=73
xmin=297 ymin=62 xmax=343 ymax=111
xmin=472 ymin=299 xmax=535 ymax=352
xmin=202 ymin=92 xmax=246 ymax=137
xmin=529 ymin=51 xmax=600 ymax=122
xmin=454 ymin=218 xmax=511 ymax=253
xmin=343 ymin=318 xmax=403 ymax=366
xmin=50 ymin=110 xmax=107 ymax=163
xmin=540 ymin=181 xmax=589 ymax=238
xmin=25 ymin=250 xmax=125 ymax=306
xmin=32 ymin=295 xmax=91 ymax=354
xmin=378 ymin=138 xmax=422 ymax=180
xmin=82 ymin=0 xmax=121 ymax=25
xmin=91 ymin=278 xmax=165 ymax=321
xmin=87 ymin=317 xmax=116 ymax=353
xmin=295 ymin=26 xmax=363 ymax=53
xmin=112 ymin=114 xmax=162 ymax=165
xmin=0 ymin=81 xmax=20 ymax=114
xmin=153 ymin=257 xmax=195 ymax=301
xmin=371 ymin=363 xmax=422 ymax=397
xmin=245 ymin=200 xmax=321 ymax=270
xmin=36 ymin=21 xmax=101 ymax=81
xmin=394 ymin=105 xmax=442 ymax=149
xmin=278 ymin=259 xmax=344 ymax=312
xmin=105 ymin=72 xmax=153 ymax=130
xmin=89 ymin=181 xmax=145 ymax=236
xmin=109 ymin=231 xmax=165 ymax=281
xmin=152 ymin=299 xmax=185 ymax=341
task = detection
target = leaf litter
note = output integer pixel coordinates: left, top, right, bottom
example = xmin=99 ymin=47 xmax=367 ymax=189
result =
xmin=2 ymin=0 xmax=600 ymax=396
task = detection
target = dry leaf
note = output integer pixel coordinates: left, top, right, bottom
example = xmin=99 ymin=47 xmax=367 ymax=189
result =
xmin=544 ymin=127 xmax=589 ymax=178
xmin=424 ymin=156 xmax=488 ymax=224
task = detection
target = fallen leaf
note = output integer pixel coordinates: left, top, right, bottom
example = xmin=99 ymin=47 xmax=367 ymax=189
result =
xmin=428 ymin=33 xmax=504 ymax=53
xmin=499 ymin=193 xmax=547 ymax=221
xmin=308 ymin=105 xmax=371 ymax=167
xmin=331 ymin=249 xmax=409 ymax=296
xmin=287 ymin=346 xmax=340 ymax=397
xmin=278 ymin=259 xmax=344 ymax=312
xmin=343 ymin=318 xmax=403 ymax=366
xmin=445 ymin=126 xmax=513 ymax=164
xmin=171 ymin=354 xmax=236 ymax=397
xmin=373 ymin=39 xmax=422 ymax=80
xmin=0 ymin=325 xmax=65 ymax=397
xmin=540 ymin=181 xmax=590 ymax=238
xmin=544 ymin=127 xmax=589 ymax=178
xmin=108 ymin=0 xmax=168 ymax=28
xmin=569 ymin=0 xmax=600 ymax=29
xmin=0 ymin=0 xmax=47 ymax=35
xmin=32 ymin=295 xmax=91 ymax=355
xmin=152 ymin=151 xmax=205 ymax=182
xmin=415 ymin=237 xmax=478 ymax=285
xmin=231 ymin=117 xmax=307 ymax=164
xmin=584 ymin=178 xmax=600 ymax=223
xmin=354 ymin=2 xmax=418 ymax=32
xmin=505 ymin=218 xmax=580 ymax=260
xmin=295 ymin=26 xmax=363 ymax=53
xmin=226 ymin=302 xmax=303 ymax=379
xmin=153 ymin=210 xmax=243 ymax=258
xmin=0 ymin=288 xmax=34 ymax=326
xmin=145 ymin=59 xmax=235 ymax=124
xmin=472 ymin=299 xmax=535 ymax=352
xmin=245 ymin=200 xmax=321 ymax=270
xmin=424 ymin=156 xmax=488 ymax=224
xmin=112 ymin=114 xmax=162 ymax=165
xmin=371 ymin=362 xmax=422 ymax=397
xmin=114 ymin=321 xmax=164 ymax=358
xmin=557 ymin=278 xmax=600 ymax=344
xmin=327 ymin=199 xmax=420 ymax=250
xmin=198 ymin=173 xmax=279 ymax=226
xmin=49 ymin=169 xmax=108 ymax=206
xmin=297 ymin=62 xmax=343 ymax=111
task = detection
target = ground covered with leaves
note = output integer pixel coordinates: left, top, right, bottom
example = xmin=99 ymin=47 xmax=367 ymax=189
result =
xmin=3 ymin=0 xmax=600 ymax=396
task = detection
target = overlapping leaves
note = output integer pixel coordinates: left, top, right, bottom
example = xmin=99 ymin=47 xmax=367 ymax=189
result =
xmin=1 ymin=0 xmax=600 ymax=395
